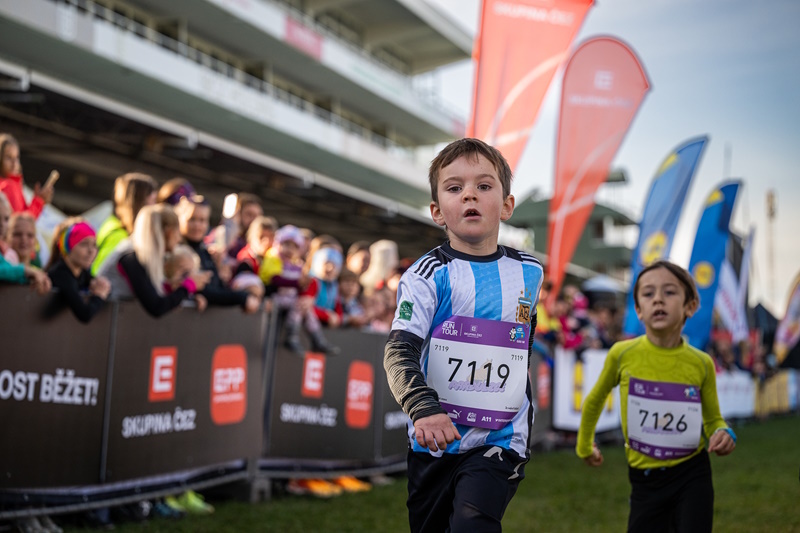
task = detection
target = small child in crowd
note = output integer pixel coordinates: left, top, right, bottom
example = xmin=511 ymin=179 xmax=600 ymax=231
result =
xmin=338 ymin=268 xmax=368 ymax=328
xmin=576 ymin=260 xmax=736 ymax=533
xmin=6 ymin=212 xmax=42 ymax=267
xmin=164 ymin=244 xmax=208 ymax=312
xmin=45 ymin=218 xmax=111 ymax=323
xmin=0 ymin=192 xmax=50 ymax=293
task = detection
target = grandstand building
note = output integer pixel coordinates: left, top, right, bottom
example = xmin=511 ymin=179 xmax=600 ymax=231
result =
xmin=0 ymin=0 xmax=472 ymax=257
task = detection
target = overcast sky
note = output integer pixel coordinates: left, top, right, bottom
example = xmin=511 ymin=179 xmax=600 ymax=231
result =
xmin=423 ymin=0 xmax=800 ymax=315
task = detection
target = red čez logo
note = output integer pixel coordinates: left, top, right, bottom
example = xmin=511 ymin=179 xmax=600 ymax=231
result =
xmin=301 ymin=353 xmax=326 ymax=399
xmin=149 ymin=347 xmax=177 ymax=402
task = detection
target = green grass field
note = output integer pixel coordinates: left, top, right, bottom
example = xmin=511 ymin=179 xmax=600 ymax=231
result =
xmin=69 ymin=415 xmax=799 ymax=532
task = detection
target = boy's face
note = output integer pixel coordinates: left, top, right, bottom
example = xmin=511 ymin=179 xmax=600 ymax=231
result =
xmin=634 ymin=267 xmax=697 ymax=335
xmin=339 ymin=278 xmax=360 ymax=299
xmin=430 ymin=153 xmax=514 ymax=255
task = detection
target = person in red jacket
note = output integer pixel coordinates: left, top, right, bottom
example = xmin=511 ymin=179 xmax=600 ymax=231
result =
xmin=0 ymin=133 xmax=54 ymax=218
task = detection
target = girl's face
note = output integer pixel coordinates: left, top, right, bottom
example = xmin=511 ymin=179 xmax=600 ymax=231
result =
xmin=1 ymin=143 xmax=20 ymax=177
xmin=255 ymin=228 xmax=275 ymax=256
xmin=67 ymin=237 xmax=98 ymax=270
xmin=164 ymin=226 xmax=182 ymax=252
xmin=145 ymin=191 xmax=158 ymax=206
xmin=321 ymin=260 xmax=339 ymax=281
xmin=0 ymin=202 xmax=10 ymax=240
xmin=635 ymin=267 xmax=696 ymax=334
xmin=180 ymin=204 xmax=210 ymax=242
xmin=167 ymin=255 xmax=195 ymax=283
xmin=10 ymin=218 xmax=36 ymax=261
xmin=278 ymin=239 xmax=299 ymax=261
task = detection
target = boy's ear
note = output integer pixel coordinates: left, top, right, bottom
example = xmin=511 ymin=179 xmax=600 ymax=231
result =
xmin=430 ymin=201 xmax=446 ymax=227
xmin=684 ymin=298 xmax=699 ymax=319
xmin=500 ymin=194 xmax=515 ymax=222
xmin=634 ymin=304 xmax=643 ymax=321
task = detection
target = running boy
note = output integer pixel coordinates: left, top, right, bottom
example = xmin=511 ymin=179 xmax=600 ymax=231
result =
xmin=576 ymin=260 xmax=736 ymax=533
xmin=384 ymin=138 xmax=544 ymax=532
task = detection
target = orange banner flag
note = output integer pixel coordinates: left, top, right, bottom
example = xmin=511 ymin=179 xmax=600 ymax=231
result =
xmin=467 ymin=0 xmax=593 ymax=172
xmin=547 ymin=36 xmax=650 ymax=300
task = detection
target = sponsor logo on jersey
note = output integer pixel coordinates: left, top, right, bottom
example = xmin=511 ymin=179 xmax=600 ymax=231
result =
xmin=516 ymin=296 xmax=532 ymax=324
xmin=210 ymin=344 xmax=247 ymax=425
xmin=149 ymin=347 xmax=176 ymax=402
xmin=398 ymin=300 xmax=414 ymax=320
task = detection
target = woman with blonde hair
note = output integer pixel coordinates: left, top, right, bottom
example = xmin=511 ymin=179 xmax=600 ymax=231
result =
xmin=98 ymin=204 xmax=210 ymax=317
xmin=92 ymin=172 xmax=158 ymax=274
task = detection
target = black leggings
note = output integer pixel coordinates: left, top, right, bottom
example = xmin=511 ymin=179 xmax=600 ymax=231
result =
xmin=627 ymin=450 xmax=714 ymax=533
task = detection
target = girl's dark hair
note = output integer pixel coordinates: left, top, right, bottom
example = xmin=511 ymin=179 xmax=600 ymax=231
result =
xmin=633 ymin=260 xmax=699 ymax=308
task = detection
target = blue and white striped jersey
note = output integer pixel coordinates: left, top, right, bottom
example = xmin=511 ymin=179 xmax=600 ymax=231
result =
xmin=387 ymin=242 xmax=544 ymax=459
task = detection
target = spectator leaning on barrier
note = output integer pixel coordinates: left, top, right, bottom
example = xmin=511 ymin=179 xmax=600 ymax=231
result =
xmin=98 ymin=204 xmax=210 ymax=317
xmin=93 ymin=172 xmax=157 ymax=275
xmin=175 ymin=194 xmax=260 ymax=314
xmin=0 ymin=133 xmax=55 ymax=219
xmin=6 ymin=211 xmax=42 ymax=268
xmin=0 ymin=192 xmax=50 ymax=293
xmin=45 ymin=218 xmax=111 ymax=323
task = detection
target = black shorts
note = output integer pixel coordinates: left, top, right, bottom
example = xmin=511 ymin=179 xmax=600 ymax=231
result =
xmin=406 ymin=445 xmax=527 ymax=533
xmin=627 ymin=450 xmax=714 ymax=533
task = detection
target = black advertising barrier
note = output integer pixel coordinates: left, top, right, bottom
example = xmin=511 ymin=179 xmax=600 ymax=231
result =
xmin=104 ymin=302 xmax=266 ymax=482
xmin=0 ymin=286 xmax=112 ymax=488
xmin=263 ymin=328 xmax=407 ymax=465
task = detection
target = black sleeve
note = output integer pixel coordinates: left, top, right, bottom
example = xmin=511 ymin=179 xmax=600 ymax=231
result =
xmin=118 ymin=253 xmax=188 ymax=318
xmin=201 ymin=285 xmax=249 ymax=307
xmin=47 ymin=264 xmax=105 ymax=324
xmin=384 ymin=330 xmax=447 ymax=422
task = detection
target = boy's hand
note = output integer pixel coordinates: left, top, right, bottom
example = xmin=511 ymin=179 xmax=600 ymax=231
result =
xmin=413 ymin=413 xmax=461 ymax=452
xmin=708 ymin=429 xmax=736 ymax=456
xmin=583 ymin=443 xmax=603 ymax=467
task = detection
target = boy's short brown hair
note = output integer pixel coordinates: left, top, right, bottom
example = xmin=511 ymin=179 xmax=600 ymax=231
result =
xmin=633 ymin=260 xmax=699 ymax=309
xmin=428 ymin=138 xmax=513 ymax=203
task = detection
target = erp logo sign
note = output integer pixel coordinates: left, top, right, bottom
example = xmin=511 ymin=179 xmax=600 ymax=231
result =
xmin=301 ymin=353 xmax=326 ymax=399
xmin=149 ymin=347 xmax=177 ymax=402
xmin=345 ymin=361 xmax=374 ymax=429
xmin=211 ymin=345 xmax=248 ymax=425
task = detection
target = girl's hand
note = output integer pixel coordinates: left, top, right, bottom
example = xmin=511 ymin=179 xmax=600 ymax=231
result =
xmin=33 ymin=181 xmax=54 ymax=204
xmin=243 ymin=294 xmax=261 ymax=314
xmin=194 ymin=294 xmax=208 ymax=312
xmin=584 ymin=443 xmax=604 ymax=467
xmin=190 ymin=270 xmax=212 ymax=291
xmin=25 ymin=267 xmax=51 ymax=295
xmin=89 ymin=276 xmax=111 ymax=299
xmin=708 ymin=429 xmax=736 ymax=456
